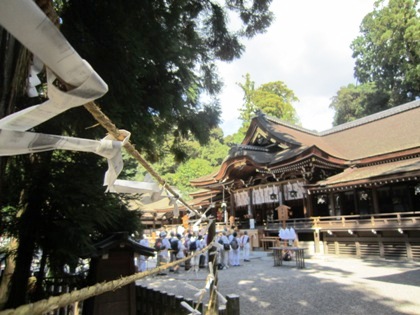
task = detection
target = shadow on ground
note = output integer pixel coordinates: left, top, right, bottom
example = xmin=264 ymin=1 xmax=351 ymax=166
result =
xmin=365 ymin=268 xmax=420 ymax=287
xmin=139 ymin=256 xmax=420 ymax=315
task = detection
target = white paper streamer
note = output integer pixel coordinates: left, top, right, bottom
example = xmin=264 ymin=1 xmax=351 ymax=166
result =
xmin=0 ymin=0 xmax=125 ymax=191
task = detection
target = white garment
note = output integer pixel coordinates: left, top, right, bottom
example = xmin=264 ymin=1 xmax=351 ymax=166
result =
xmin=221 ymin=235 xmax=230 ymax=267
xmin=241 ymin=235 xmax=250 ymax=261
xmin=176 ymin=240 xmax=186 ymax=259
xmin=138 ymin=238 xmax=149 ymax=272
xmin=228 ymin=234 xmax=234 ymax=265
xmin=231 ymin=246 xmax=240 ymax=266
xmin=228 ymin=236 xmax=240 ymax=266
xmin=159 ymin=238 xmax=171 ymax=259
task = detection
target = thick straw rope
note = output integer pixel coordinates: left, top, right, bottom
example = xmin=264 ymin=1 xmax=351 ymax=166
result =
xmin=0 ymin=242 xmax=214 ymax=315
xmin=0 ymin=99 xmax=213 ymax=314
xmin=83 ymin=101 xmax=203 ymax=218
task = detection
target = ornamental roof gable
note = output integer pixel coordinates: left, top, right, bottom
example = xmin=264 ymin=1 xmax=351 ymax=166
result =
xmin=248 ymin=99 xmax=420 ymax=162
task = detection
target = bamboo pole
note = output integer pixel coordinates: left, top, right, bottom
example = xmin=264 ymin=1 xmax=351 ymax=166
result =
xmin=206 ymin=220 xmax=218 ymax=315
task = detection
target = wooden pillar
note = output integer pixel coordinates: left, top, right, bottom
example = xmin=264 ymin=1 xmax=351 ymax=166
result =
xmin=378 ymin=233 xmax=384 ymax=258
xmin=167 ymin=293 xmax=176 ymax=314
xmin=137 ymin=285 xmax=146 ymax=315
xmin=160 ymin=292 xmax=168 ymax=315
xmin=248 ymin=189 xmax=254 ymax=228
xmin=306 ymin=192 xmax=314 ymax=217
xmin=328 ymin=193 xmax=335 ymax=216
xmin=314 ymin=230 xmax=320 ymax=253
xmin=323 ymin=234 xmax=329 ymax=254
xmin=225 ymin=294 xmax=240 ymax=315
xmin=404 ymin=233 xmax=412 ymax=260
xmin=175 ymin=296 xmax=184 ymax=315
xmin=229 ymin=193 xmax=235 ymax=214
xmin=353 ymin=189 xmax=358 ymax=215
xmin=153 ymin=289 xmax=161 ymax=315
xmin=355 ymin=240 xmax=361 ymax=258
xmin=372 ymin=188 xmax=380 ymax=214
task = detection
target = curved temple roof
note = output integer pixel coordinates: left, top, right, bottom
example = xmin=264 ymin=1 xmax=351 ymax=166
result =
xmin=192 ymin=99 xmax=420 ymax=188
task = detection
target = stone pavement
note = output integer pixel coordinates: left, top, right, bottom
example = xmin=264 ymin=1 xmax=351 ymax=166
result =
xmin=137 ymin=251 xmax=420 ymax=314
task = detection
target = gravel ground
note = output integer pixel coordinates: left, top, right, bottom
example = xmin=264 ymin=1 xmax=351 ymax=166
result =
xmin=137 ymin=252 xmax=420 ymax=315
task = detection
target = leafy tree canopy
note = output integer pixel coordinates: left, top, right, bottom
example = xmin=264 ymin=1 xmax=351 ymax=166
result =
xmin=351 ymin=0 xmax=420 ymax=106
xmin=132 ymin=127 xmax=229 ymax=197
xmin=238 ymin=73 xmax=300 ymax=129
xmin=330 ymin=82 xmax=391 ymax=125
xmin=1 ymin=1 xmax=274 ymax=306
xmin=60 ymin=0 xmax=274 ymax=161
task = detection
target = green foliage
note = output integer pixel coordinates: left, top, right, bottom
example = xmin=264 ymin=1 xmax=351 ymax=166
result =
xmin=1 ymin=1 xmax=274 ymax=305
xmin=254 ymin=81 xmax=300 ymax=123
xmin=238 ymin=73 xmax=300 ymax=128
xmin=199 ymin=129 xmax=230 ymax=166
xmin=10 ymin=150 xmax=142 ymax=273
xmin=330 ymin=82 xmax=391 ymax=125
xmin=238 ymin=73 xmax=257 ymax=126
xmin=134 ymin=127 xmax=229 ymax=197
xmin=60 ymin=0 xmax=274 ymax=161
xmin=225 ymin=129 xmax=247 ymax=145
xmin=351 ymin=0 xmax=420 ymax=105
xmin=171 ymin=158 xmax=215 ymax=196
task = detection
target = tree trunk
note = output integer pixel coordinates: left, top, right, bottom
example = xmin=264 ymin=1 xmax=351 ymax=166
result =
xmin=5 ymin=154 xmax=52 ymax=309
xmin=4 ymin=223 xmax=37 ymax=308
xmin=0 ymin=1 xmax=58 ymax=309
xmin=0 ymin=238 xmax=17 ymax=309
xmin=33 ymin=249 xmax=49 ymax=301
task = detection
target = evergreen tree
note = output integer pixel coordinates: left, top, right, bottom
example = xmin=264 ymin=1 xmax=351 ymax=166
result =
xmin=1 ymin=1 xmax=274 ymax=308
xmin=238 ymin=73 xmax=300 ymax=129
xmin=60 ymin=0 xmax=274 ymax=161
xmin=330 ymin=82 xmax=390 ymax=125
xmin=330 ymin=0 xmax=419 ymax=126
xmin=351 ymin=0 xmax=419 ymax=105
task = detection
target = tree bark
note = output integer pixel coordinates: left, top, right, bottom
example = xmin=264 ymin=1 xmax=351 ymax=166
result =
xmin=0 ymin=238 xmax=17 ymax=309
xmin=5 ymin=154 xmax=52 ymax=309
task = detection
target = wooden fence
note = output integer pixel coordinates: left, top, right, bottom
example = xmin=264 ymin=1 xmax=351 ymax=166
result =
xmin=41 ymin=276 xmax=85 ymax=315
xmin=136 ymin=285 xmax=240 ymax=315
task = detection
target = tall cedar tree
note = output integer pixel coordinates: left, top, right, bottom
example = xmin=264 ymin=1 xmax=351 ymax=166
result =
xmin=330 ymin=0 xmax=419 ymax=126
xmin=1 ymin=0 xmax=274 ymax=308
xmin=351 ymin=0 xmax=419 ymax=106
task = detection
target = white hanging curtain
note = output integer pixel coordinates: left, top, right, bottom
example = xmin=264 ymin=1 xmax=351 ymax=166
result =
xmin=258 ymin=187 xmax=264 ymax=204
xmin=284 ymin=181 xmax=305 ymax=200
xmin=250 ymin=185 xmax=282 ymax=204
xmin=252 ymin=188 xmax=260 ymax=205
xmin=234 ymin=191 xmax=240 ymax=206
xmin=234 ymin=190 xmax=250 ymax=207
xmin=242 ymin=191 xmax=250 ymax=206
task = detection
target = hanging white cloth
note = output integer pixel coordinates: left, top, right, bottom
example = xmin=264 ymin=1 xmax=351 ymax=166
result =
xmin=0 ymin=1 xmax=137 ymax=193
xmin=279 ymin=228 xmax=285 ymax=239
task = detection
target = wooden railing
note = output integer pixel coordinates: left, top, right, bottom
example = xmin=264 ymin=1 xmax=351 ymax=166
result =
xmin=265 ymin=212 xmax=420 ymax=232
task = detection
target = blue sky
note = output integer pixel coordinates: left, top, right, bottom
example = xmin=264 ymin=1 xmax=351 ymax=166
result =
xmin=217 ymin=0 xmax=376 ymax=136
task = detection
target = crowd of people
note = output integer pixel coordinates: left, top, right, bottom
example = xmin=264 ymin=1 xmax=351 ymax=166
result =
xmin=136 ymin=228 xmax=253 ymax=275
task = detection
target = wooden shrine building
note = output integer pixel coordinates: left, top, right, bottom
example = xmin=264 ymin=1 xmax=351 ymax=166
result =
xmin=191 ymin=99 xmax=420 ymax=261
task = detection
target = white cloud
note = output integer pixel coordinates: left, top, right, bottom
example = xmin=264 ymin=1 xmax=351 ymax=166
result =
xmin=218 ymin=0 xmax=375 ymax=136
